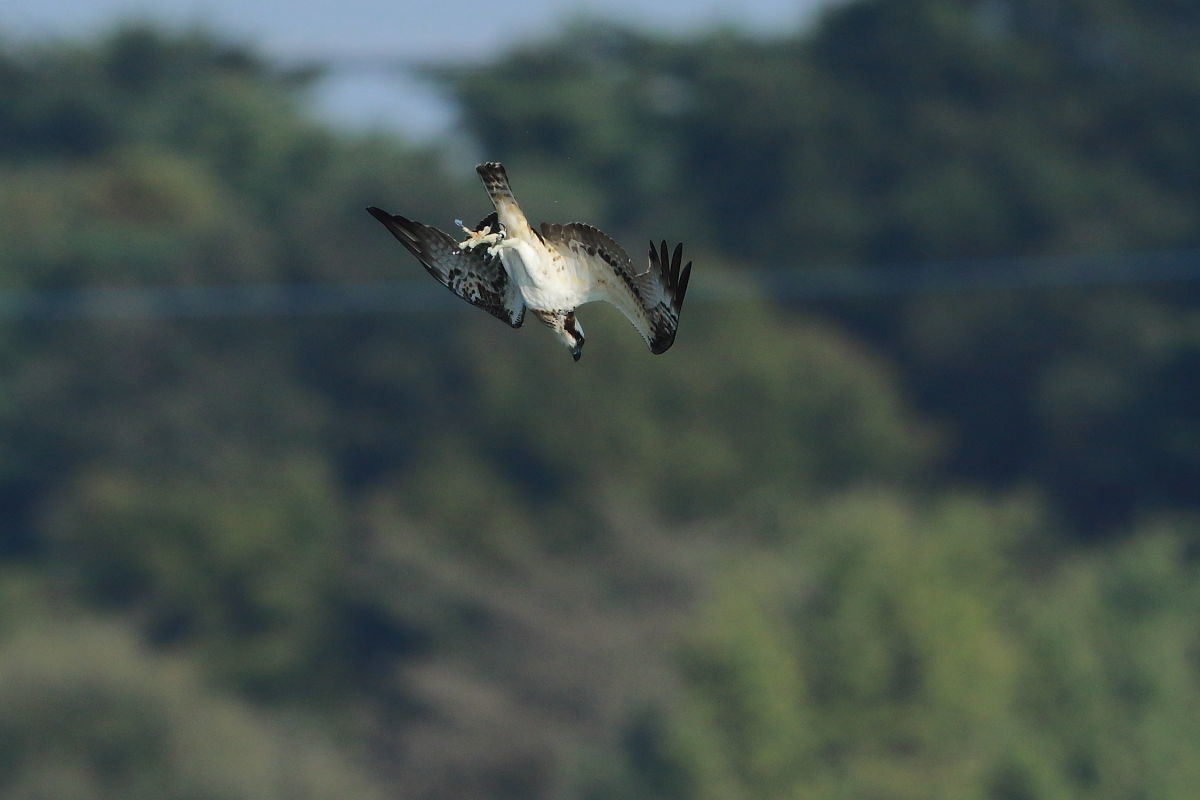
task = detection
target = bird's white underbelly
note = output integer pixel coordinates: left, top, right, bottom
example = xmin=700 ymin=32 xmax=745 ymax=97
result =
xmin=500 ymin=239 xmax=591 ymax=311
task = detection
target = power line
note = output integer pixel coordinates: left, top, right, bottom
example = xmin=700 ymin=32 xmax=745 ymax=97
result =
xmin=0 ymin=281 xmax=447 ymax=321
xmin=1 ymin=248 xmax=1198 ymax=321
xmin=741 ymin=248 xmax=1200 ymax=300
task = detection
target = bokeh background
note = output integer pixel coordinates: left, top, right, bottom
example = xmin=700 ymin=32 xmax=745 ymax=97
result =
xmin=3 ymin=1 xmax=1200 ymax=798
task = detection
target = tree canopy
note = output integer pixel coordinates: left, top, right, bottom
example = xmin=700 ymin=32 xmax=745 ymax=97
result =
xmin=1 ymin=2 xmax=1199 ymax=796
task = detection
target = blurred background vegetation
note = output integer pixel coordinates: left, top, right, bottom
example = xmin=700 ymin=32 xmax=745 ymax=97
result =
xmin=2 ymin=0 xmax=1200 ymax=797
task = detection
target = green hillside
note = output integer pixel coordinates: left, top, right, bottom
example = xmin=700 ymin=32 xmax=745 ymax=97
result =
xmin=1 ymin=4 xmax=1198 ymax=797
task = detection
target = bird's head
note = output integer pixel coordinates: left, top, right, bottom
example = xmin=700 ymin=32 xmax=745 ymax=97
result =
xmin=558 ymin=313 xmax=585 ymax=361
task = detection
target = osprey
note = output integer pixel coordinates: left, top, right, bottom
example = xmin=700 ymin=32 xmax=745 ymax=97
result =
xmin=367 ymin=162 xmax=692 ymax=361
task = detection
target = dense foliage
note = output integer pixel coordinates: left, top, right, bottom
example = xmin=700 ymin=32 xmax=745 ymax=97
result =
xmin=440 ymin=0 xmax=1200 ymax=530
xmin=1 ymin=2 xmax=1198 ymax=797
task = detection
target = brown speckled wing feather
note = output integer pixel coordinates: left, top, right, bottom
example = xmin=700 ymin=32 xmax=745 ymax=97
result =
xmin=539 ymin=222 xmax=691 ymax=353
xmin=367 ymin=207 xmax=524 ymax=327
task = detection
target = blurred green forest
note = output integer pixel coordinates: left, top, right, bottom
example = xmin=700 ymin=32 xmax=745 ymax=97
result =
xmin=1 ymin=0 xmax=1199 ymax=797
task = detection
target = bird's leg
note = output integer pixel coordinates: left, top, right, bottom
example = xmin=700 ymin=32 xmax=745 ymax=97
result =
xmin=456 ymin=220 xmax=503 ymax=251
xmin=485 ymin=236 xmax=517 ymax=259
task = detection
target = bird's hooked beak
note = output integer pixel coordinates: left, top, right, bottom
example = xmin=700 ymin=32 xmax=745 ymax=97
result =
xmin=564 ymin=313 xmax=584 ymax=362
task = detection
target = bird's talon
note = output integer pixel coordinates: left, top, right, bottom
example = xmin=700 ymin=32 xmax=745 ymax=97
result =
xmin=458 ymin=226 xmax=499 ymax=250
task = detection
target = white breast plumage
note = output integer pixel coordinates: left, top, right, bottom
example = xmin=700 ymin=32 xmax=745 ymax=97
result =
xmin=498 ymin=238 xmax=588 ymax=312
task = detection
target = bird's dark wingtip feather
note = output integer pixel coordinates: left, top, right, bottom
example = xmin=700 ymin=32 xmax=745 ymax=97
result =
xmin=366 ymin=207 xmax=423 ymax=252
xmin=367 ymin=207 xmax=415 ymax=233
xmin=677 ymin=262 xmax=693 ymax=306
xmin=649 ymin=334 xmax=676 ymax=355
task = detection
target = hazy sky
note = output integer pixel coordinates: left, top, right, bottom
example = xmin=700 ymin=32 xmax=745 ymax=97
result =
xmin=2 ymin=0 xmax=839 ymax=135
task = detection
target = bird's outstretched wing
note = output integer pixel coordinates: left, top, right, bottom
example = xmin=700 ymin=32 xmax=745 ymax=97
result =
xmin=539 ymin=222 xmax=692 ymax=353
xmin=367 ymin=207 xmax=525 ymax=327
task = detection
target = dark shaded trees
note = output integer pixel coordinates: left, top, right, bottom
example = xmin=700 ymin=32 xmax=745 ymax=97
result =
xmin=3 ymin=5 xmax=1200 ymax=797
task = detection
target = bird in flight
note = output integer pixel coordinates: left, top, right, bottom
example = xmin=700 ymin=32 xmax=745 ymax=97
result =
xmin=367 ymin=162 xmax=692 ymax=361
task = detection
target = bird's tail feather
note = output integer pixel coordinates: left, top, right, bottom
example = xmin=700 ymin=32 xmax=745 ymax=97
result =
xmin=477 ymin=161 xmax=530 ymax=232
xmin=477 ymin=162 xmax=515 ymax=205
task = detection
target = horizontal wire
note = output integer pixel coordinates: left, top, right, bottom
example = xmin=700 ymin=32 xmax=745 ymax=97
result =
xmin=738 ymin=248 xmax=1200 ymax=299
xmin=1 ymin=248 xmax=1198 ymax=321
xmin=0 ymin=281 xmax=449 ymax=321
